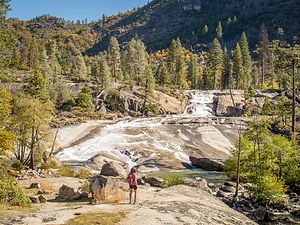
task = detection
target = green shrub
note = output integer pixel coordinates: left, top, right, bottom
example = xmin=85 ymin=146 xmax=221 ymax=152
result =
xmin=143 ymin=103 xmax=161 ymax=115
xmin=249 ymin=175 xmax=287 ymax=205
xmin=78 ymin=180 xmax=90 ymax=193
xmin=104 ymin=90 xmax=125 ymax=113
xmin=75 ymin=168 xmax=91 ymax=179
xmin=41 ymin=161 xmax=58 ymax=170
xmin=0 ymin=72 xmax=15 ymax=83
xmin=57 ymin=166 xmax=75 ymax=177
xmin=0 ymin=177 xmax=31 ymax=206
xmin=160 ymin=175 xmax=184 ymax=188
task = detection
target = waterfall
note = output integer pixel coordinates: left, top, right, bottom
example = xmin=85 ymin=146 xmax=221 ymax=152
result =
xmin=183 ymin=92 xmax=215 ymax=116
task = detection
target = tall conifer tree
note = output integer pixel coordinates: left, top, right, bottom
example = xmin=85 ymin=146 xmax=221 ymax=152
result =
xmin=98 ymin=58 xmax=111 ymax=89
xmin=232 ymin=43 xmax=243 ymax=89
xmin=240 ymin=32 xmax=252 ymax=86
xmin=216 ymin=21 xmax=223 ymax=39
xmin=187 ymin=54 xmax=198 ymax=89
xmin=107 ymin=36 xmax=121 ymax=81
xmin=258 ymin=24 xmax=269 ymax=86
xmin=207 ymin=38 xmax=223 ymax=89
xmin=222 ymin=47 xmax=231 ymax=89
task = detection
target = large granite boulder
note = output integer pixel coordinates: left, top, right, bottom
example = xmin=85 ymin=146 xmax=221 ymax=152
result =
xmin=90 ymin=176 xmax=126 ymax=203
xmin=144 ymin=177 xmax=164 ymax=187
xmin=190 ymin=156 xmax=224 ymax=172
xmin=56 ymin=185 xmax=81 ymax=202
xmin=100 ymin=162 xmax=127 ymax=177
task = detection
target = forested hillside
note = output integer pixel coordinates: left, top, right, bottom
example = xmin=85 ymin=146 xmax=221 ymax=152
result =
xmin=89 ymin=0 xmax=300 ymax=52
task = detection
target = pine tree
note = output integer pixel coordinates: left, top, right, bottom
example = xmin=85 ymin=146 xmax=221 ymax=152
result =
xmin=55 ymin=80 xmax=71 ymax=107
xmin=175 ymin=38 xmax=186 ymax=88
xmin=240 ymin=32 xmax=252 ymax=86
xmin=98 ymin=58 xmax=111 ymax=89
xmin=202 ymin=66 xmax=212 ymax=89
xmin=232 ymin=43 xmax=244 ymax=89
xmin=158 ymin=63 xmax=170 ymax=87
xmin=39 ymin=49 xmax=52 ymax=80
xmin=167 ymin=39 xmax=177 ymax=82
xmin=121 ymin=38 xmax=147 ymax=85
xmin=23 ymin=70 xmax=50 ymax=102
xmin=69 ymin=43 xmax=87 ymax=81
xmin=187 ymin=54 xmax=198 ymax=89
xmin=47 ymin=41 xmax=61 ymax=83
xmin=142 ymin=65 xmax=155 ymax=115
xmin=90 ymin=55 xmax=101 ymax=81
xmin=107 ymin=36 xmax=121 ymax=81
xmin=222 ymin=47 xmax=231 ymax=89
xmin=216 ymin=21 xmax=223 ymax=39
xmin=207 ymin=38 xmax=223 ymax=89
xmin=202 ymin=24 xmax=208 ymax=34
xmin=258 ymin=24 xmax=269 ymax=86
xmin=135 ymin=39 xmax=147 ymax=85
xmin=28 ymin=38 xmax=39 ymax=69
xmin=262 ymin=96 xmax=272 ymax=115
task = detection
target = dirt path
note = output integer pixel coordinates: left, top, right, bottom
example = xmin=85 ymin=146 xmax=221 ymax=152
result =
xmin=0 ymin=178 xmax=256 ymax=225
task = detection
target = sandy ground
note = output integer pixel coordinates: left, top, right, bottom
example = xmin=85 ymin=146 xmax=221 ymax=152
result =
xmin=0 ymin=178 xmax=256 ymax=225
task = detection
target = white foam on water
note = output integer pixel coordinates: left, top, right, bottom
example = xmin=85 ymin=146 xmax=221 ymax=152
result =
xmin=184 ymin=92 xmax=215 ymax=116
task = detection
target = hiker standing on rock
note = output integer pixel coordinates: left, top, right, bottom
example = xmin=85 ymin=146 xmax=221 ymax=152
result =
xmin=127 ymin=167 xmax=138 ymax=204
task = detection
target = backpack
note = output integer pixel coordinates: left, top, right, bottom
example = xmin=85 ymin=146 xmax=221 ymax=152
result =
xmin=127 ymin=173 xmax=136 ymax=185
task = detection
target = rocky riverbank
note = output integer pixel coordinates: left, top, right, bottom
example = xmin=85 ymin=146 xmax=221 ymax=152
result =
xmin=214 ymin=181 xmax=300 ymax=224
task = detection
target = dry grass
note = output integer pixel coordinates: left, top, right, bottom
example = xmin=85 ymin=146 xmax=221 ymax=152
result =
xmin=64 ymin=212 xmax=125 ymax=225
xmin=0 ymin=204 xmax=37 ymax=217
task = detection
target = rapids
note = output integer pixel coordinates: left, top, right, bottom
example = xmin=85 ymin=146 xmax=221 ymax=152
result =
xmin=56 ymin=91 xmax=238 ymax=170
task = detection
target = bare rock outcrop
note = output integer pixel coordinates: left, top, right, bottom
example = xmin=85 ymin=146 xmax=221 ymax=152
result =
xmin=190 ymin=156 xmax=225 ymax=171
xmin=56 ymin=185 xmax=81 ymax=202
xmin=144 ymin=177 xmax=164 ymax=187
xmin=100 ymin=162 xmax=127 ymax=178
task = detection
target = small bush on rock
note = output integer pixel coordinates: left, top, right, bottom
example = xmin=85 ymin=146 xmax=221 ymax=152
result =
xmin=161 ymin=175 xmax=184 ymax=188
xmin=79 ymin=180 xmax=90 ymax=192
xmin=41 ymin=161 xmax=58 ymax=170
xmin=76 ymin=168 xmax=91 ymax=179
xmin=57 ymin=166 xmax=75 ymax=177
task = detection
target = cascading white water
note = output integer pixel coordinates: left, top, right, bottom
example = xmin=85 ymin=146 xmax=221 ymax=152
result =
xmin=56 ymin=91 xmax=234 ymax=169
xmin=183 ymin=92 xmax=215 ymax=116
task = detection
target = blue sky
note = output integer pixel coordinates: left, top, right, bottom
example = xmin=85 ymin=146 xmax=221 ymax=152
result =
xmin=8 ymin=0 xmax=149 ymax=22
